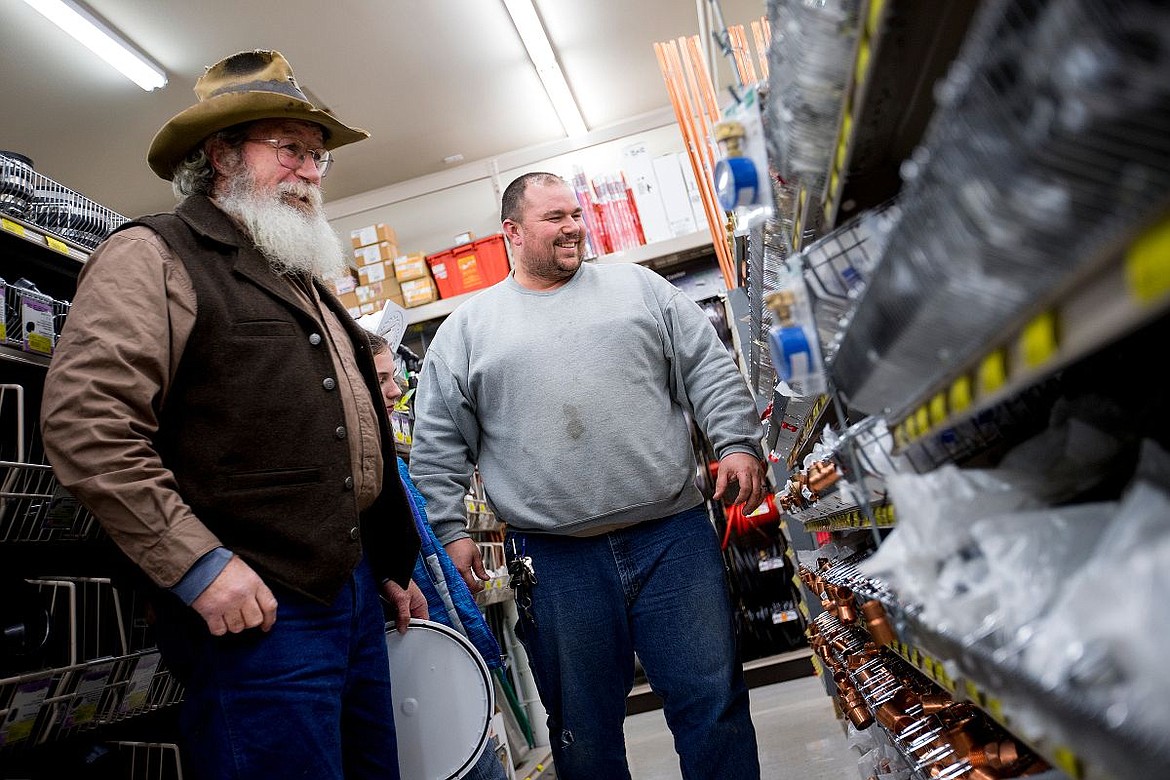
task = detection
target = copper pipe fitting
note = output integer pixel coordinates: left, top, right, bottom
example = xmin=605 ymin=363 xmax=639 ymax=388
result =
xmin=919 ymin=692 xmax=952 ymax=714
xmin=860 ymin=599 xmax=896 ymax=645
xmin=982 ymin=740 xmax=1021 ymax=771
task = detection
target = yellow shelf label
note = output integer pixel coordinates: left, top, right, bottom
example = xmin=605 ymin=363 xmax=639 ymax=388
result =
xmin=1125 ymin=214 xmax=1170 ymax=304
xmin=929 ymin=393 xmax=947 ymax=427
xmin=854 ymin=39 xmax=871 ymax=85
xmin=835 ymin=115 xmax=853 ymax=169
xmin=915 ymin=406 xmax=930 ymax=436
xmin=2 ymin=217 xmax=26 ymax=237
xmin=964 ymin=679 xmax=981 ymax=703
xmin=1052 ymin=746 xmax=1084 ymax=779
xmin=45 ymin=235 xmax=70 ymax=255
xmin=978 ymin=349 xmax=1007 ymax=395
xmin=986 ymin=696 xmax=1004 ymax=721
xmin=949 ymin=375 xmax=972 ymax=413
xmin=867 ymin=0 xmax=888 ymax=35
xmin=1020 ymin=311 xmax=1058 ymax=369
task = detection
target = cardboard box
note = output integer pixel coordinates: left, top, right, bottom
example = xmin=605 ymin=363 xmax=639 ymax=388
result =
xmin=323 ymin=269 xmax=357 ymax=296
xmin=400 ymin=276 xmax=438 ymax=307
xmin=357 ymin=260 xmax=389 ymax=285
xmin=353 ymin=240 xmax=399 ymax=266
xmin=337 ymin=290 xmax=361 ymax=311
xmin=393 ymin=252 xmax=430 ymax=283
xmin=350 ymin=223 xmax=397 ymax=249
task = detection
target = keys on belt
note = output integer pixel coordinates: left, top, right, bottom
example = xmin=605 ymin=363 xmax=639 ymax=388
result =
xmin=508 ymin=539 xmax=537 ymax=625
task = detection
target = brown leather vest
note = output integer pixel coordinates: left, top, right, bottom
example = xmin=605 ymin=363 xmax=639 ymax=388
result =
xmin=124 ymin=196 xmax=419 ymax=603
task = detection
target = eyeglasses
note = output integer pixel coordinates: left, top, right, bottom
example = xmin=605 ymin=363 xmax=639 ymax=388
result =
xmin=244 ymin=138 xmax=333 ymax=177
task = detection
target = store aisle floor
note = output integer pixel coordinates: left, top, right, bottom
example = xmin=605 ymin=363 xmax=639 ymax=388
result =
xmin=529 ymin=674 xmax=857 ymax=779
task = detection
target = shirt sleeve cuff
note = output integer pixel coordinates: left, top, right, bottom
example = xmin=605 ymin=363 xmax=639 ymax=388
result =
xmin=170 ymin=547 xmax=233 ymax=605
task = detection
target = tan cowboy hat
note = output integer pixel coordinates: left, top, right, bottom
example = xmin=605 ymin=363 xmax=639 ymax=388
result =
xmin=147 ymin=49 xmax=369 ymax=180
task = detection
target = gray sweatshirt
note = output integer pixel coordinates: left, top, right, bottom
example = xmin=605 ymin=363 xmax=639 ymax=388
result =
xmin=408 ymin=261 xmax=764 ymax=545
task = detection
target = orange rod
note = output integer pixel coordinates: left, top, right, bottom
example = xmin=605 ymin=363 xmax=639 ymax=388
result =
xmin=732 ymin=25 xmax=758 ymax=85
xmin=751 ymin=21 xmax=769 ymax=81
xmin=658 ymin=40 xmax=737 ymax=287
xmin=684 ymin=35 xmax=720 ymax=124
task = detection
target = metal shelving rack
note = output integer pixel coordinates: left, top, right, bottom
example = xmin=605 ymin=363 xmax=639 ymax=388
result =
xmin=747 ymin=0 xmax=1170 ymax=778
xmin=1 ymin=184 xmax=184 ymax=774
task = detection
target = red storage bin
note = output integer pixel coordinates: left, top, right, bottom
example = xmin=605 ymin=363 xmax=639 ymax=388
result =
xmin=425 ymin=234 xmax=511 ymax=299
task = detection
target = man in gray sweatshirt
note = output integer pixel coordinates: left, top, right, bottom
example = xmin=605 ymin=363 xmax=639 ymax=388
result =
xmin=409 ymin=171 xmax=767 ymax=779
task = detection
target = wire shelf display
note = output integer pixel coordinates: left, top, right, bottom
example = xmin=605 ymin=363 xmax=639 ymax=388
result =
xmin=0 ymin=151 xmax=128 ymax=251
xmin=829 ymin=0 xmax=1170 ymax=421
xmin=0 ymin=652 xmax=184 ymax=754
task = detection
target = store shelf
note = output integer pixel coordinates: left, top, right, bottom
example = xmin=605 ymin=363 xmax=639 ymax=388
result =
xmin=404 ymin=231 xmax=715 ymax=324
xmin=474 ymin=575 xmax=513 ymax=607
xmin=895 ymin=617 xmax=1170 ymax=780
xmin=891 ymin=217 xmax=1170 ymax=450
xmin=0 ymin=342 xmax=51 ymax=368
xmin=819 ymin=0 xmax=983 ymax=229
xmin=0 ymin=214 xmax=89 ymax=267
xmin=799 ymin=501 xmax=894 ymax=533
xmin=591 ymin=229 xmax=712 ymax=267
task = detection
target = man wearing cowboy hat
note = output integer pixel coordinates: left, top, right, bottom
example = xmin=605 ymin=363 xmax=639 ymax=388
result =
xmin=41 ymin=50 xmax=425 ymax=779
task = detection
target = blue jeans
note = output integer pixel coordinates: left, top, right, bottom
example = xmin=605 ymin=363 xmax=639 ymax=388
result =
xmin=506 ymin=506 xmax=759 ymax=780
xmin=163 ymin=557 xmax=401 ymax=780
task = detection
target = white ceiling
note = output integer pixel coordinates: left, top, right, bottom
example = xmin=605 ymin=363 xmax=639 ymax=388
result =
xmin=1 ymin=0 xmax=765 ymax=220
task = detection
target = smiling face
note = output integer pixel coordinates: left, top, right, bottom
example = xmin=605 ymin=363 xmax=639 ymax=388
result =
xmin=503 ymin=179 xmax=587 ymax=290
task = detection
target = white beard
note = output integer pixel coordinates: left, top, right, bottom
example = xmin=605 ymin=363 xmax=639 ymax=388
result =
xmin=216 ymin=175 xmax=347 ymax=279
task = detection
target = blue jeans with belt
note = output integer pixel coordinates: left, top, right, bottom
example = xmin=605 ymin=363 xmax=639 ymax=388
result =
xmin=506 ymin=505 xmax=760 ymax=780
xmin=162 ymin=557 xmax=401 ymax=780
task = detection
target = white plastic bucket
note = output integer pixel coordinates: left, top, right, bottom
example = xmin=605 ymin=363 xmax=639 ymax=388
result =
xmin=385 ymin=618 xmax=494 ymax=779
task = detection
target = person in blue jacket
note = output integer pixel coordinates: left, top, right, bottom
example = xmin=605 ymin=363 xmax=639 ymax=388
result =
xmin=367 ymin=328 xmax=511 ymax=780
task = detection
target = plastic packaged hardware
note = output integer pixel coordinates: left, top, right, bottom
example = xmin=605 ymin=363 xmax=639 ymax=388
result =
xmin=763 ymin=256 xmax=826 ymax=397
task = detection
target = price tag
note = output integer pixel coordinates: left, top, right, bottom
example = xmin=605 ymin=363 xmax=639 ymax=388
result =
xmin=929 ymin=393 xmax=947 ymax=427
xmin=1125 ymin=214 xmax=1170 ymax=304
xmin=45 ymin=235 xmax=70 ymax=255
xmin=1020 ymin=311 xmax=1058 ymax=369
xmin=1052 ymin=746 xmax=1084 ymax=779
xmin=1 ymin=217 xmax=26 ymax=237
xmin=948 ymin=375 xmax=972 ymax=413
xmin=867 ymin=0 xmax=888 ymax=34
xmin=915 ymin=406 xmax=930 ymax=437
xmin=772 ymin=609 xmax=799 ymax=624
xmin=978 ymin=349 xmax=1007 ymax=395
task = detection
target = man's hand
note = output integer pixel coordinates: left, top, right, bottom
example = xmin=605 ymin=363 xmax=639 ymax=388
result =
xmin=191 ymin=555 xmax=278 ymax=636
xmin=713 ymin=452 xmax=768 ymax=514
xmin=444 ymin=537 xmax=489 ymax=595
xmin=382 ymin=579 xmax=429 ymax=634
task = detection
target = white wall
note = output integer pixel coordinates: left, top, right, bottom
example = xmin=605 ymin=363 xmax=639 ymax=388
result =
xmin=325 ymin=111 xmax=691 ymax=261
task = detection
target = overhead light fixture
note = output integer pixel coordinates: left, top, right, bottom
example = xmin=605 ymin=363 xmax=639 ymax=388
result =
xmin=21 ymin=0 xmax=167 ymax=91
xmin=502 ymin=0 xmax=587 ymax=137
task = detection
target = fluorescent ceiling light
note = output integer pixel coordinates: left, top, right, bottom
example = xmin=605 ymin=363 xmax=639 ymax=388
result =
xmin=22 ymin=0 xmax=167 ymax=91
xmin=502 ymin=0 xmax=587 ymax=137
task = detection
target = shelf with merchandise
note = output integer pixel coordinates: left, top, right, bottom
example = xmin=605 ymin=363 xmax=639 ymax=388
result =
xmin=403 ymin=229 xmax=714 ymax=325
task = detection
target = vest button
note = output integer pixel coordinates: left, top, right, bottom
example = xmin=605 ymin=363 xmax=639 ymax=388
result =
xmin=349 ymin=526 xmax=360 ymax=541
xmin=323 ymin=377 xmax=336 ymax=391
xmin=309 ymin=333 xmax=322 ymax=345
xmin=335 ymin=426 xmax=347 ymax=439
xmin=343 ymin=476 xmax=354 ymax=490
